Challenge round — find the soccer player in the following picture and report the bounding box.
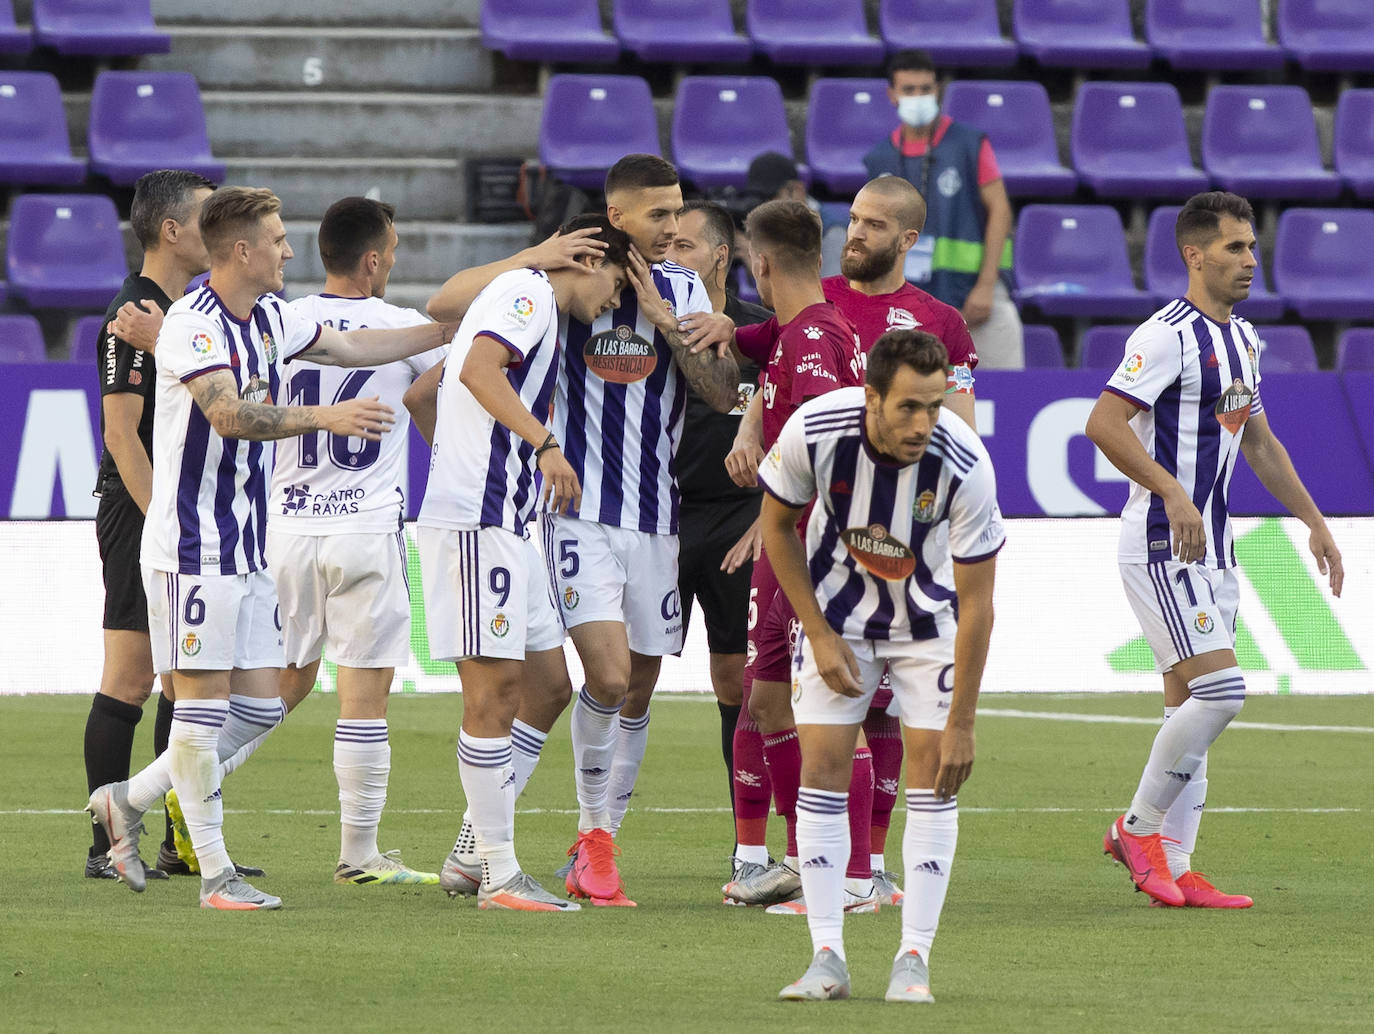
[83,169,215,882]
[1085,191,1344,909]
[712,200,865,910]
[418,214,632,911]
[266,197,446,886]
[427,154,739,905]
[759,330,1002,1002]
[664,200,771,861]
[87,186,456,909]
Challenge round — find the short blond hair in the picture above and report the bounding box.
[200,186,282,259]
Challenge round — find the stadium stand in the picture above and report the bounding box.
[805,78,892,194]
[1013,205,1155,319]
[1021,324,1065,368]
[614,0,752,63]
[1253,325,1319,373]
[1145,0,1285,70]
[1078,325,1136,369]
[0,0,29,53]
[1273,208,1374,320]
[32,0,171,56]
[1336,328,1374,372]
[1012,0,1152,69]
[1333,90,1374,200]
[878,0,1018,67]
[539,74,660,191]
[87,71,225,186]
[481,0,618,63]
[68,314,106,365]
[1276,0,1374,73]
[1202,86,1343,201]
[1071,82,1208,200]
[940,80,1077,197]
[1143,205,1286,321]
[745,0,885,67]
[671,75,798,190]
[0,314,48,363]
[5,194,128,310]
[0,71,87,186]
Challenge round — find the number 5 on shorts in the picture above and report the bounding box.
[558,539,579,579]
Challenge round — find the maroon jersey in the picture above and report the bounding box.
[736,301,864,449]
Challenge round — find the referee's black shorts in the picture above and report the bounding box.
[677,495,759,656]
[96,481,149,633]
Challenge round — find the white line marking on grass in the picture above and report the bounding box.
[979,708,1374,734]
[8,805,1367,817]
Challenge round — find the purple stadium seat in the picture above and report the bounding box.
[878,0,1018,67]
[1336,328,1374,372]
[539,75,659,191]
[1013,0,1152,69]
[1273,208,1374,320]
[1072,83,1209,199]
[806,78,892,194]
[1251,325,1318,373]
[746,0,885,67]
[0,72,87,186]
[69,314,106,364]
[0,315,47,363]
[614,0,752,63]
[1334,90,1374,200]
[672,76,798,191]
[1143,205,1286,321]
[1013,205,1156,318]
[5,194,128,310]
[0,1,30,52]
[88,72,225,187]
[1021,324,1065,368]
[1079,325,1137,369]
[1277,0,1374,73]
[1202,86,1342,201]
[481,0,619,63]
[1146,0,1286,70]
[32,0,169,56]
[941,81,1076,197]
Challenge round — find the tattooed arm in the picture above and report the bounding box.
[186,369,395,442]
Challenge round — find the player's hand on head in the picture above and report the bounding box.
[814,631,863,698]
[721,518,763,573]
[539,446,581,515]
[112,299,165,353]
[324,395,395,441]
[1310,525,1344,597]
[1163,488,1206,565]
[725,434,764,488]
[680,311,735,357]
[529,227,608,272]
[934,725,975,801]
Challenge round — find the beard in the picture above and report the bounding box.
[841,237,901,283]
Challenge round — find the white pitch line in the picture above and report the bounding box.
[979,708,1374,734]
[6,805,1366,817]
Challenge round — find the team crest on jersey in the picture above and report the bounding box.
[262,332,277,364]
[191,332,215,359]
[562,586,580,610]
[1193,612,1214,634]
[181,632,202,657]
[584,325,657,383]
[841,523,917,581]
[490,613,510,637]
[241,375,271,404]
[506,295,536,329]
[885,307,920,331]
[913,489,937,523]
[1215,378,1253,433]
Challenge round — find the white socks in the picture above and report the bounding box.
[1127,668,1244,834]
[335,719,390,865]
[510,719,547,799]
[457,730,518,889]
[1160,705,1207,878]
[900,789,958,961]
[795,787,850,961]
[608,710,650,835]
[570,687,620,832]
[166,700,233,879]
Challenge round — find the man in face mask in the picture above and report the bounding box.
[863,49,1023,370]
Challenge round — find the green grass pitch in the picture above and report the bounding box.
[2,692,1371,1033]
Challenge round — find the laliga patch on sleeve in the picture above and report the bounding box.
[191,332,216,360]
[1117,351,1146,383]
[504,295,536,329]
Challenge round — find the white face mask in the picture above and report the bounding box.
[897,94,939,128]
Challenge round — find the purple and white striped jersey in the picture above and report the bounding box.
[1104,299,1264,569]
[758,386,1005,642]
[141,284,321,576]
[417,268,561,539]
[270,294,444,535]
[555,260,711,535]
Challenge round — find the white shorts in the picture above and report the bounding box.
[266,526,411,669]
[542,512,682,656]
[144,569,284,674]
[417,524,564,662]
[1120,561,1240,672]
[791,632,956,731]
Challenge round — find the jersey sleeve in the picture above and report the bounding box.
[278,300,324,363]
[735,317,779,364]
[471,272,555,363]
[976,137,1001,186]
[680,268,712,318]
[1104,322,1182,411]
[156,311,230,383]
[99,317,153,397]
[938,308,978,370]
[946,446,1006,564]
[757,409,817,509]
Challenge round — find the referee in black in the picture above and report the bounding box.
[83,170,216,879]
[666,200,771,862]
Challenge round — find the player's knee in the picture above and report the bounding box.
[1187,666,1246,719]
